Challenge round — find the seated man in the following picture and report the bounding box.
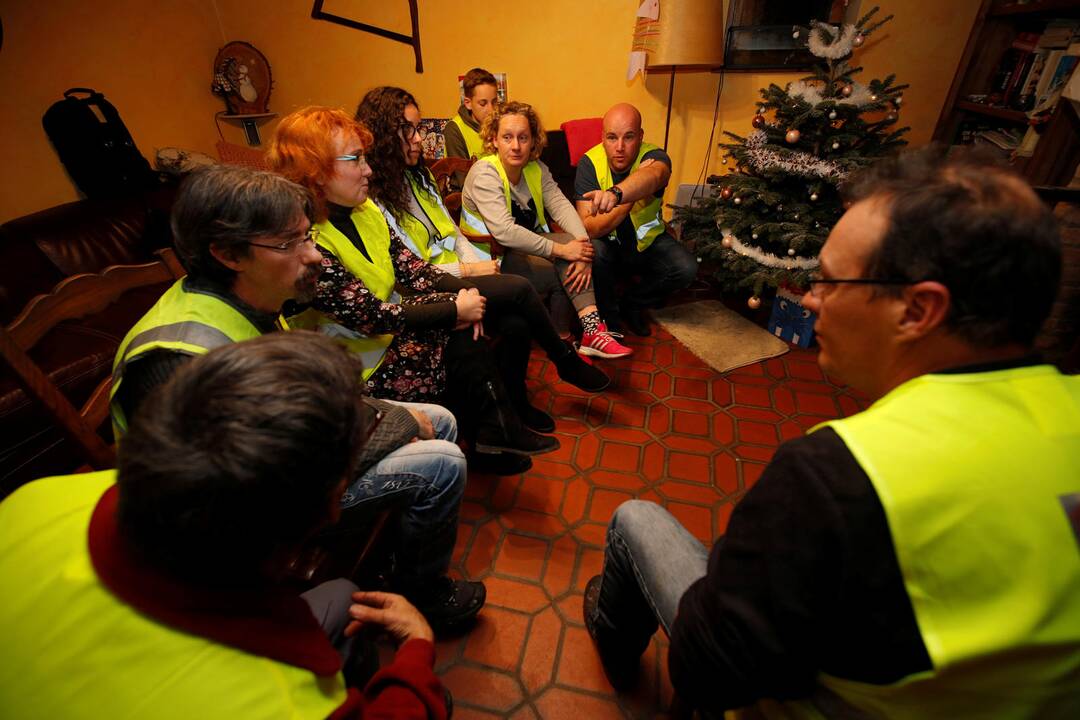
[0,332,449,718]
[111,164,483,631]
[584,147,1080,716]
[444,67,498,190]
[575,103,697,336]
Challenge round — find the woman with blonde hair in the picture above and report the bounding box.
[267,106,565,473]
[460,101,633,359]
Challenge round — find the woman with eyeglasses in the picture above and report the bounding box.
[354,86,610,407]
[267,107,606,473]
[460,101,633,360]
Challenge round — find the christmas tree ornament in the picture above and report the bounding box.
[733,197,742,205]
[788,248,796,256]
[841,84,853,97]
[748,296,762,310]
[721,156,728,164]
[752,114,766,129]
[793,214,800,220]
[853,33,865,47]
[719,187,733,200]
[721,235,733,248]
[828,110,837,120]
[886,112,898,121]
[777,205,783,211]
[785,129,801,144]
[757,106,766,114]
[752,232,759,240]
[870,93,878,101]
[832,141,840,150]
[894,94,903,105]
[810,193,819,201]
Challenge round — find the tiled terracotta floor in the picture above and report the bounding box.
[433,323,867,718]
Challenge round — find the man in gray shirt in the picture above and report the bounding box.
[575,103,698,336]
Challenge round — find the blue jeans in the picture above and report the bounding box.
[587,500,709,660]
[339,401,466,586]
[592,232,699,330]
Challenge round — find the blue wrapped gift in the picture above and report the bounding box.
[768,287,817,348]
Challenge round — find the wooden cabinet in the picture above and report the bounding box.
[933,0,1080,187]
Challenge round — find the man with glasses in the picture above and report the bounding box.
[575,103,698,337]
[583,147,1080,717]
[111,164,484,633]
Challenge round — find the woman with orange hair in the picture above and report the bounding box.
[267,106,573,473]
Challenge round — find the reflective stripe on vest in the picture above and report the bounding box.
[110,279,265,436]
[449,113,483,158]
[758,366,1080,719]
[395,169,462,265]
[583,141,666,252]
[458,155,548,240]
[291,201,397,381]
[0,471,348,719]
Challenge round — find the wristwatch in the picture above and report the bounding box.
[608,185,623,204]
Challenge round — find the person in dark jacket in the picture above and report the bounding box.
[111,164,484,632]
[583,147,1080,717]
[1,332,451,719]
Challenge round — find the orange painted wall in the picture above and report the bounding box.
[2,0,980,223]
[0,0,229,221]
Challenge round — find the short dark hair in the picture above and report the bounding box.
[844,145,1061,348]
[462,68,497,98]
[116,331,366,587]
[171,164,315,285]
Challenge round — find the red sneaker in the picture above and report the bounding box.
[578,323,633,359]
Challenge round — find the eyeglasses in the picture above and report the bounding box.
[335,153,368,165]
[398,123,430,141]
[247,226,320,253]
[806,275,917,298]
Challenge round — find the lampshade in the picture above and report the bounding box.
[647,0,726,70]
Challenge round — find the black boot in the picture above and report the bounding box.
[474,379,560,456]
[468,451,533,476]
[398,575,487,635]
[552,341,611,392]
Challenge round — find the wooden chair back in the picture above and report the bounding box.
[429,157,474,224]
[0,248,183,470]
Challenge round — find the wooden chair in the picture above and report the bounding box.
[429,156,475,224]
[0,249,181,471]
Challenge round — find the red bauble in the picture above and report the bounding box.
[752,115,766,129]
[785,129,801,144]
[719,187,733,200]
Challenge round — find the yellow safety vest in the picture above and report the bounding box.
[110,279,267,436]
[459,155,548,244]
[0,471,348,720]
[289,200,398,381]
[583,141,666,252]
[449,113,483,159]
[396,168,465,265]
[755,365,1080,719]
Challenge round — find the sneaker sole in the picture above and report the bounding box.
[474,437,561,457]
[578,345,633,359]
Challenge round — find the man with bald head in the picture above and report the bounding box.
[574,103,697,336]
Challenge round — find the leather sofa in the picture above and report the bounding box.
[0,185,177,496]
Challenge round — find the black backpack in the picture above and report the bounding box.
[42,88,158,199]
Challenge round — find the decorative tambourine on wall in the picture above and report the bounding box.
[211,41,272,114]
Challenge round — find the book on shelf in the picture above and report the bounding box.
[1032,44,1080,114]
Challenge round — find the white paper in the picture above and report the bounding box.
[627,50,647,81]
[637,0,659,20]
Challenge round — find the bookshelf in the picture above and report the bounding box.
[933,0,1080,186]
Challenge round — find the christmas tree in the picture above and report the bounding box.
[676,7,909,309]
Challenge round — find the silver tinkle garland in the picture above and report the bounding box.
[719,226,821,270]
[744,130,847,182]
